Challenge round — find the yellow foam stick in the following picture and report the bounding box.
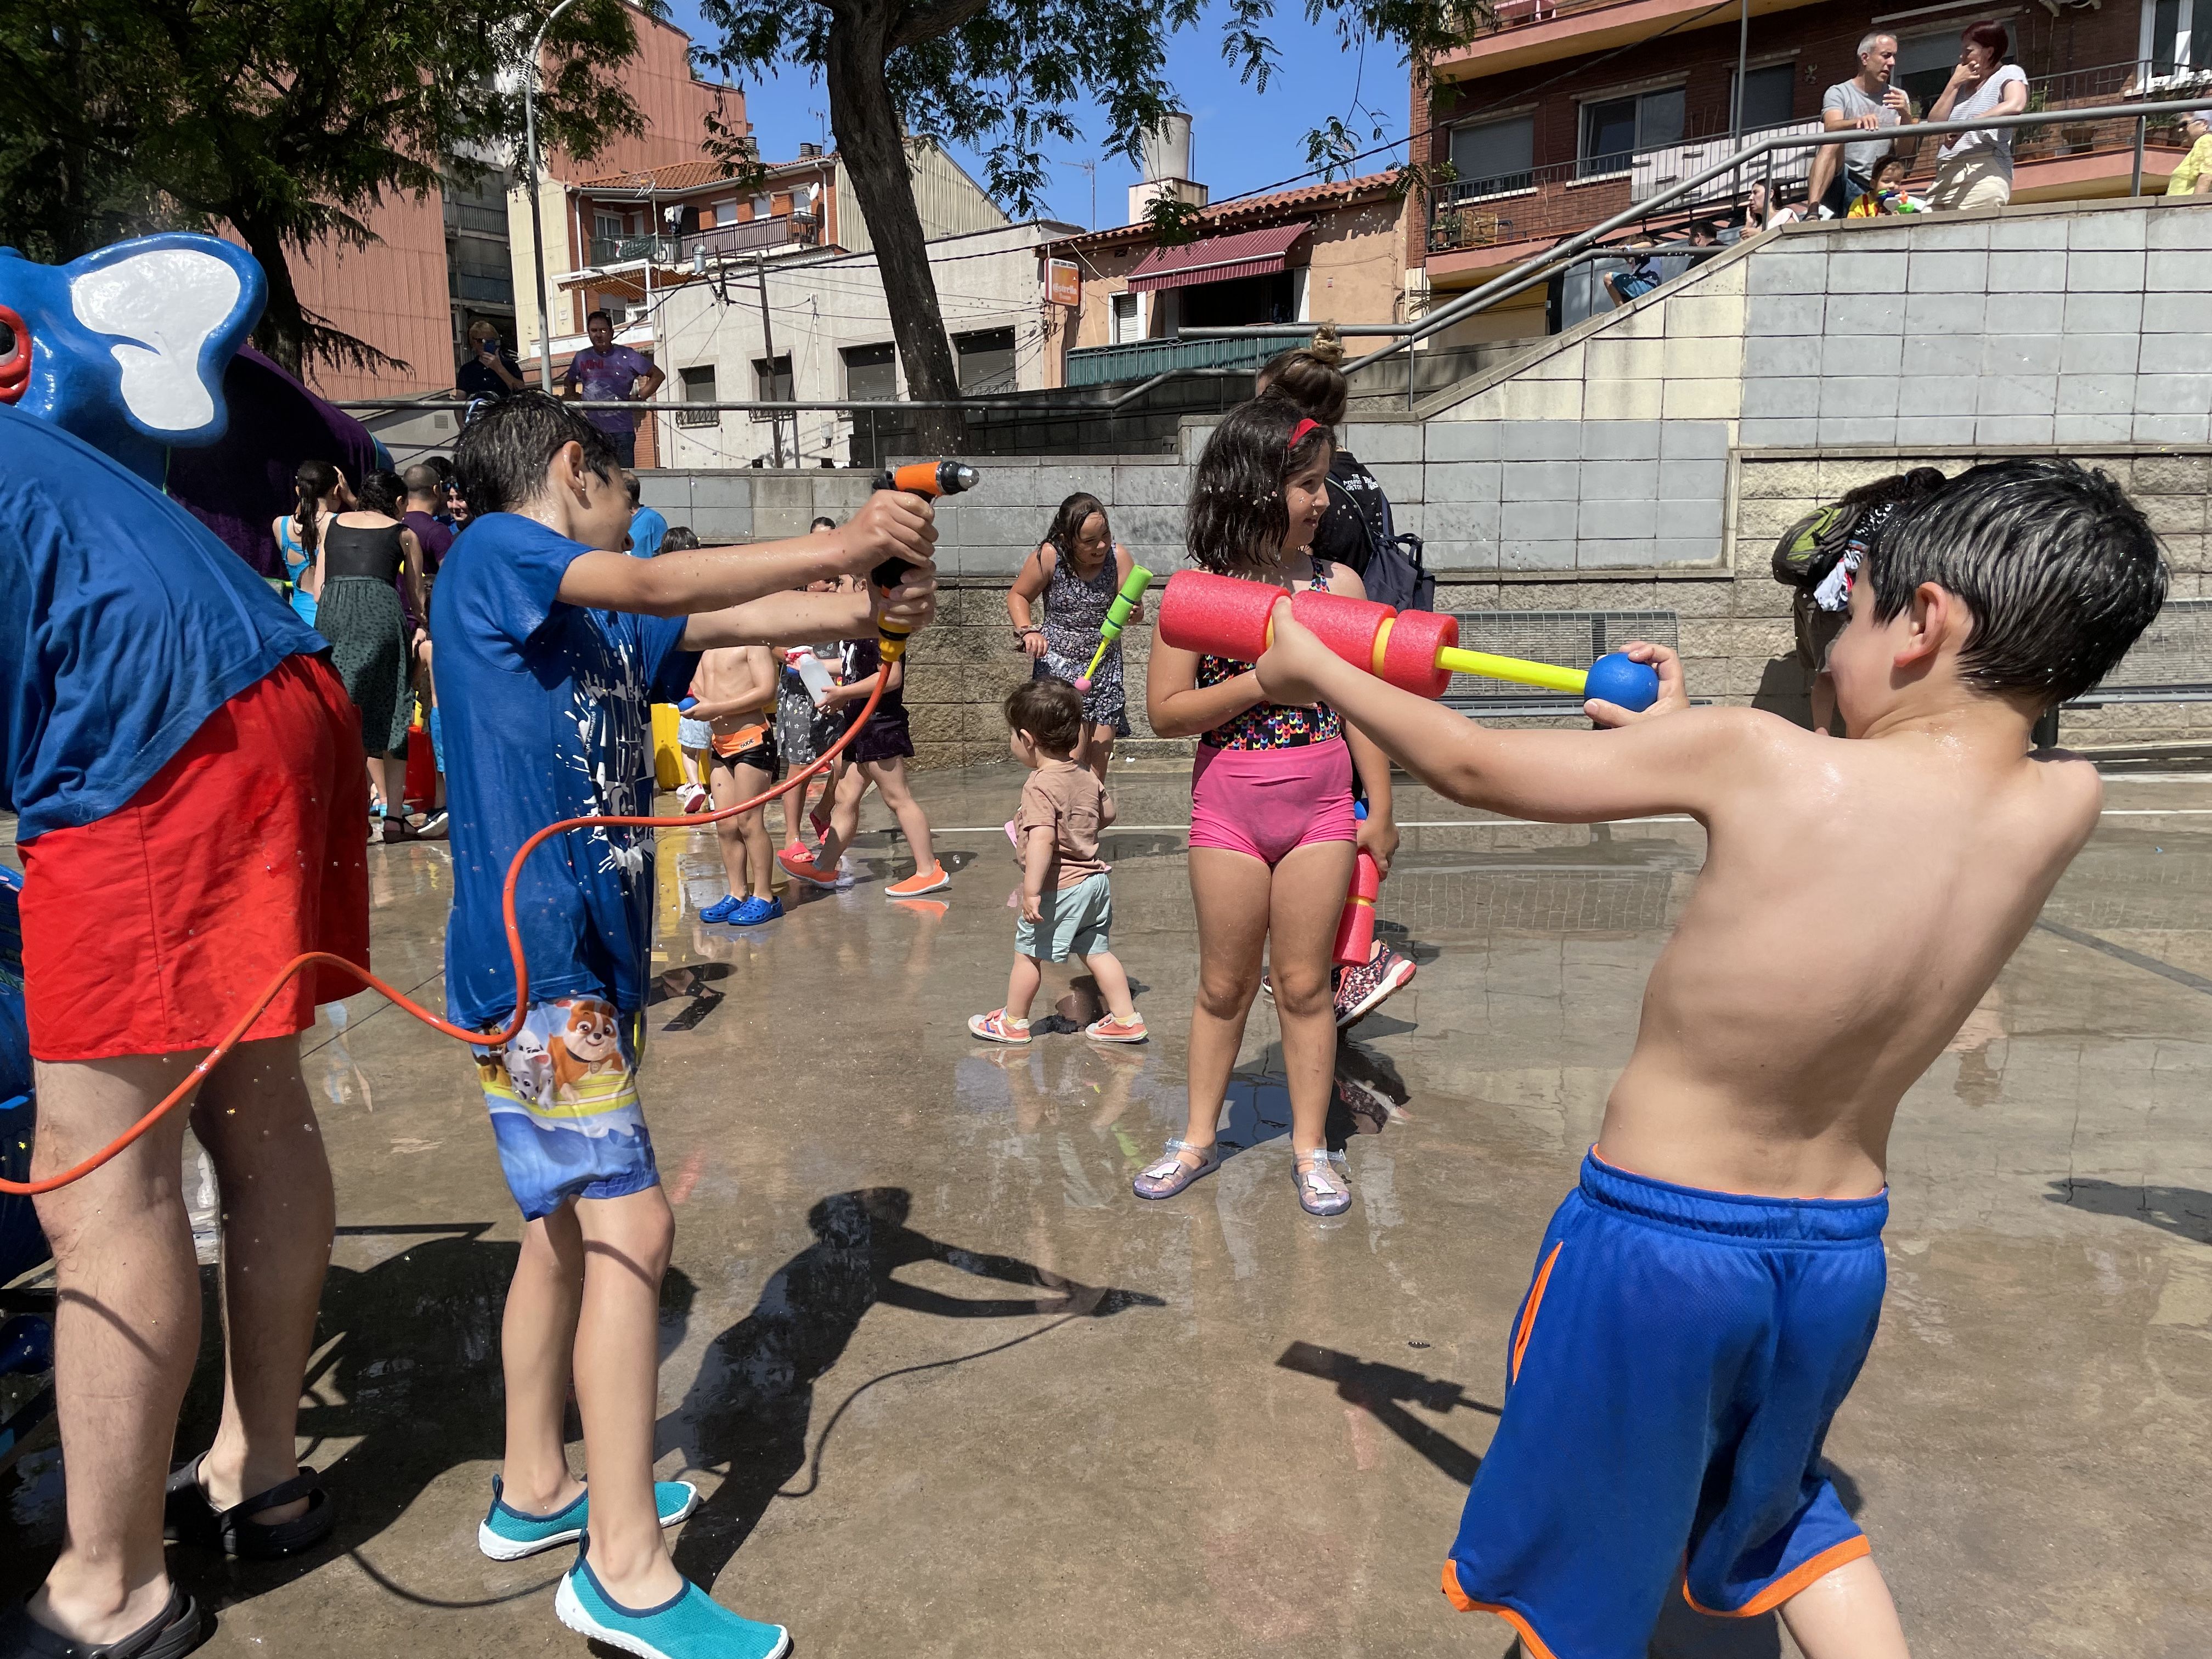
[1434,646,1589,697]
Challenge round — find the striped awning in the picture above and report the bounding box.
[1127,223,1308,294]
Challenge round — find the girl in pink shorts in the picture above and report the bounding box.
[1137,400,1398,1216]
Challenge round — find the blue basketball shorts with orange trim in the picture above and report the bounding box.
[1442,1150,1888,1659]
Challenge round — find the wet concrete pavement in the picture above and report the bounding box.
[7,763,2212,1657]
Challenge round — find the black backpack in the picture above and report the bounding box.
[1326,472,1433,613]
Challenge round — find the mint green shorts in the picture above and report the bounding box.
[1015,870,1112,963]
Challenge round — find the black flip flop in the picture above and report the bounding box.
[0,1586,204,1658]
[162,1454,334,1560]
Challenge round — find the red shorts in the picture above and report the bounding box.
[19,655,372,1061]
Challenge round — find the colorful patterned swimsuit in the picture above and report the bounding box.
[1197,562,1344,750]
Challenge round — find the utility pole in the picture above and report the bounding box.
[755,252,786,467]
[524,0,582,392]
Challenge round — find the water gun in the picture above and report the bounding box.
[1074,566,1154,691]
[1155,569,1660,712]
[869,461,978,665]
[1333,803,1381,968]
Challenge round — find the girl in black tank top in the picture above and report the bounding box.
[315,491,426,834]
[321,521,405,584]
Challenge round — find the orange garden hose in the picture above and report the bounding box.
[1,675,891,1198]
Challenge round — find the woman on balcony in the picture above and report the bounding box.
[1925,22,2030,211]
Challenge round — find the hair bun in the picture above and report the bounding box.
[1307,324,1345,367]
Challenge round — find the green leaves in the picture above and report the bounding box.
[0,0,669,372]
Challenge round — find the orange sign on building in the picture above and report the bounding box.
[1045,258,1081,308]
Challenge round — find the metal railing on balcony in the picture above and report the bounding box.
[1429,61,2209,259]
[587,234,677,267]
[678,214,817,263]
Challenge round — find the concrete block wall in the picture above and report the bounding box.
[637,195,2212,765]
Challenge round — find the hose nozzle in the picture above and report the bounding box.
[870,459,978,664]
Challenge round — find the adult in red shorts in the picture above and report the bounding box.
[2,404,368,1658]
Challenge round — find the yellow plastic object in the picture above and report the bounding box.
[652,702,684,789]
[1434,646,1589,697]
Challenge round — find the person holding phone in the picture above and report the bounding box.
[457,320,524,404]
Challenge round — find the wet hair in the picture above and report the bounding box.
[1866,458,2166,706]
[1773,466,1946,592]
[292,459,340,554]
[1960,20,2008,59]
[661,526,700,552]
[452,390,618,516]
[586,308,613,328]
[356,468,406,518]
[1042,492,1109,562]
[1003,676,1086,754]
[1256,325,1348,428]
[1186,397,1336,575]
[623,468,641,506]
[401,462,442,499]
[810,515,838,532]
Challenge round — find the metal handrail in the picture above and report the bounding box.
[329,372,1256,417]
[1351,93,2212,375]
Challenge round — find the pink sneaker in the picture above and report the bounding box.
[968,1008,1031,1045]
[1085,1012,1148,1044]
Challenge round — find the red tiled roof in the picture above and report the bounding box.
[1048,171,1400,255]
[573,154,832,191]
[1127,223,1309,293]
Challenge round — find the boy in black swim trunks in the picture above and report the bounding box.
[1255,459,2166,1657]
[689,639,785,926]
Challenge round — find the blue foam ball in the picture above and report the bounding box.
[1584,652,1660,713]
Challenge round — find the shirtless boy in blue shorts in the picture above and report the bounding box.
[1254,459,2166,1658]
[436,393,936,1658]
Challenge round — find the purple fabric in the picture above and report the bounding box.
[563,346,654,437]
[165,346,381,579]
[400,510,453,636]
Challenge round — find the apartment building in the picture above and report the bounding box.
[297,3,742,413]
[1407,0,2210,348]
[1041,173,1411,390]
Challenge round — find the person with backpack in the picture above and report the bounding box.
[1770,468,1948,735]
[1255,329,1421,1028]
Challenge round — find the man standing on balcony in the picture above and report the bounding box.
[1808,33,1917,219]
[563,308,665,469]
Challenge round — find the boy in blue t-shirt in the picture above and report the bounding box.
[437,394,936,1658]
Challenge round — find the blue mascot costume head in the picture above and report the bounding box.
[1,233,266,483]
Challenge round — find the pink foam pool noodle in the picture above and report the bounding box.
[1379,608,1459,700]
[1290,588,1393,676]
[1158,570,1289,661]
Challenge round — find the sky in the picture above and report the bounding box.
[658,2,1413,232]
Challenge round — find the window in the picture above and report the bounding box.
[1109,291,1141,345]
[751,194,773,220]
[1578,86,1684,177]
[955,326,1018,394]
[843,342,898,400]
[677,364,718,427]
[751,354,792,422]
[1734,63,1796,132]
[1449,114,1536,198]
[1894,31,1965,112]
[2148,0,2212,76]
[711,198,738,229]
[592,292,628,326]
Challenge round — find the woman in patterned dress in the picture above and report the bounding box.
[1006,492,1142,780]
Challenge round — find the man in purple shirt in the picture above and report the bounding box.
[561,308,665,468]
